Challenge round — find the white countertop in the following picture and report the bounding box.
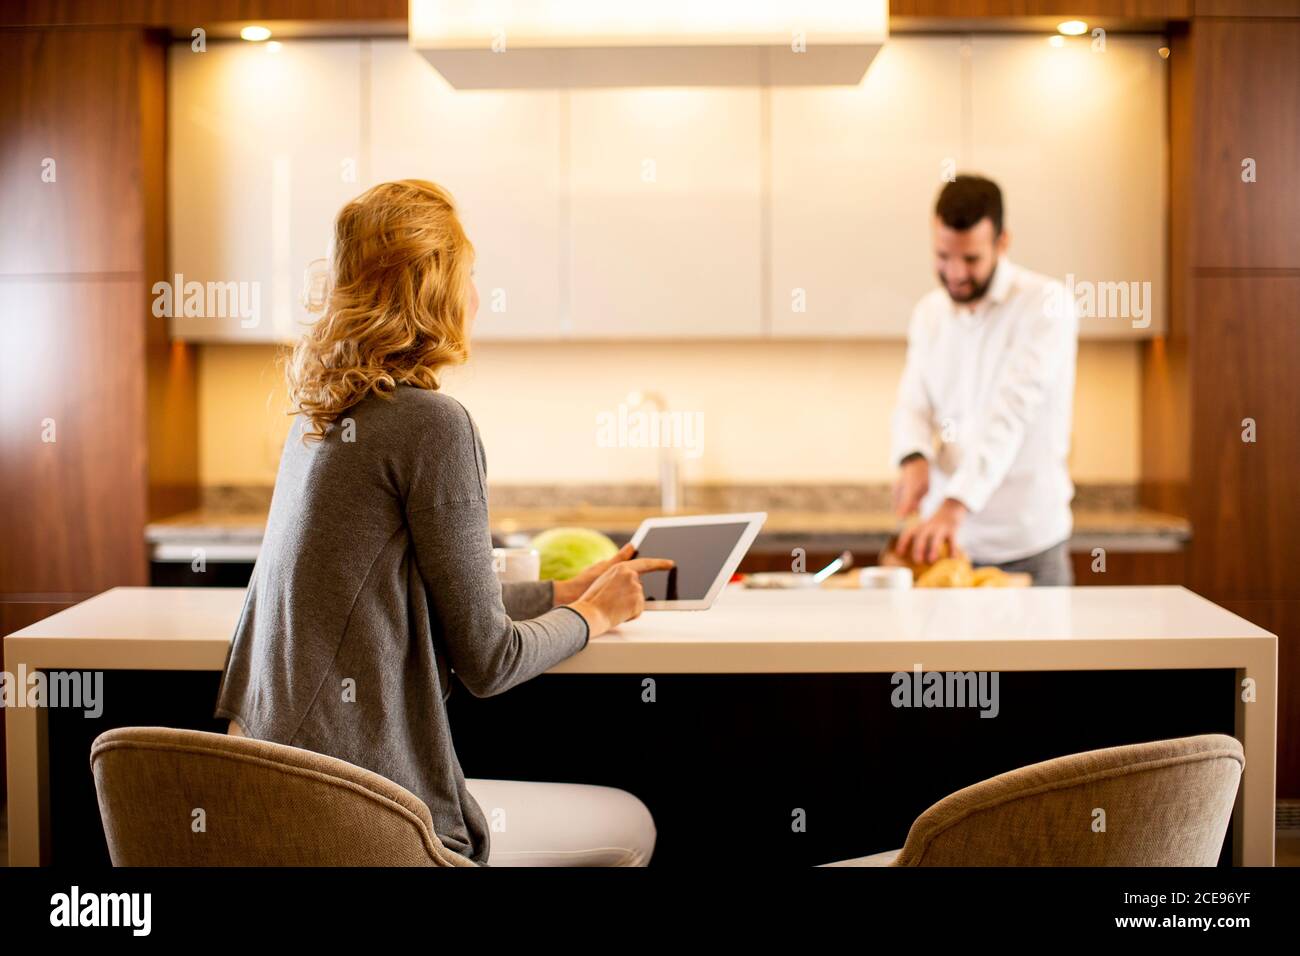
[2,585,1274,674]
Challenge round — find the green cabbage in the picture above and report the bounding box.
[531,527,619,581]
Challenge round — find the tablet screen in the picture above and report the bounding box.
[634,521,752,602]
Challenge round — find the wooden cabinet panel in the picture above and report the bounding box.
[567,88,763,338]
[1070,549,1186,585]
[1187,276,1300,601]
[1,599,86,638]
[367,40,564,340]
[970,34,1168,338]
[168,38,363,341]
[1139,335,1191,517]
[769,38,964,338]
[0,279,149,592]
[0,29,144,276]
[0,1,409,27]
[1193,19,1300,270]
[1194,0,1300,17]
[0,24,187,807]
[891,1,1192,13]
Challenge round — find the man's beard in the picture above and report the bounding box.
[939,260,997,304]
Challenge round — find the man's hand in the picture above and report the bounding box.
[552,543,639,606]
[896,498,969,564]
[893,454,931,518]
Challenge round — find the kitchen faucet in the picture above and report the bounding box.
[627,390,682,514]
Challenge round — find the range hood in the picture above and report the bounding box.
[409,0,888,89]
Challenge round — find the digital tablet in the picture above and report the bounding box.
[629,513,766,610]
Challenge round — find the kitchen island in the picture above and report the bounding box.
[3,585,1275,866]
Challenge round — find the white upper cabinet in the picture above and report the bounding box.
[168,35,1167,342]
[367,40,564,340]
[969,35,1167,338]
[769,38,965,338]
[169,40,362,342]
[771,35,1166,339]
[566,88,763,338]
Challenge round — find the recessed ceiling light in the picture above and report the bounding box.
[1048,35,1065,48]
[1057,20,1088,36]
[240,25,272,42]
[266,40,283,52]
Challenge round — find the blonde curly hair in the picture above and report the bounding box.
[287,179,474,440]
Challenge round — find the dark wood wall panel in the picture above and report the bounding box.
[1192,19,1300,270]
[139,33,201,518]
[1188,277,1300,601]
[891,0,1191,15]
[1188,274,1300,797]
[1071,550,1187,585]
[1195,0,1300,15]
[1174,14,1300,796]
[1139,27,1193,520]
[0,27,195,611]
[1166,24,1195,344]
[0,28,152,602]
[1,1,407,28]
[0,279,150,592]
[1138,337,1190,516]
[0,29,145,276]
[0,598,90,644]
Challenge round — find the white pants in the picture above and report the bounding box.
[465,778,657,867]
[228,720,654,865]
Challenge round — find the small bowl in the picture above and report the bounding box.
[858,566,914,589]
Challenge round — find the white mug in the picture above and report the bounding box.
[492,547,541,583]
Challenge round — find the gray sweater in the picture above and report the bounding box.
[214,385,589,864]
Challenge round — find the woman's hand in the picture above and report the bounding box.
[552,543,638,606]
[566,556,674,638]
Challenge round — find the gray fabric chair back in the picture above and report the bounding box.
[91,726,476,866]
[894,734,1244,866]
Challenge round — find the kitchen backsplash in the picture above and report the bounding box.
[199,339,1142,487]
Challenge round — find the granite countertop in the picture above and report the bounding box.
[146,493,1191,556]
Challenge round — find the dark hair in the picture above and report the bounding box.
[935,175,1004,236]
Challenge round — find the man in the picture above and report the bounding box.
[892,175,1078,585]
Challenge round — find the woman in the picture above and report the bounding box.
[215,179,670,866]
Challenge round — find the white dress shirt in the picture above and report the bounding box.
[890,258,1078,564]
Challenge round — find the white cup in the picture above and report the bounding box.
[492,547,541,583]
[859,566,914,589]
